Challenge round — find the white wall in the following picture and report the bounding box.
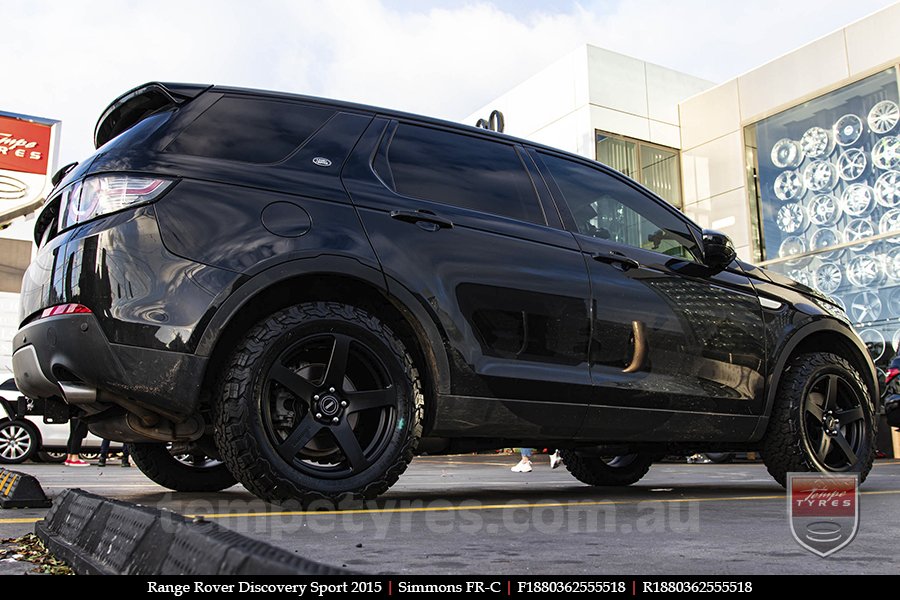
[464,44,712,157]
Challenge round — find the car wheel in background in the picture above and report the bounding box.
[0,420,39,464]
[129,443,237,492]
[560,451,654,486]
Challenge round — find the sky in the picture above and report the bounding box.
[4,0,898,166]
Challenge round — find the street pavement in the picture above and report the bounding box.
[1,455,898,574]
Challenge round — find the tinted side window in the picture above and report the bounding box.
[167,96,334,163]
[540,152,700,260]
[380,124,544,225]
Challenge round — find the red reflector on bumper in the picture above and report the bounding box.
[40,304,92,319]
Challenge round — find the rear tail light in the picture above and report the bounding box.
[39,304,92,319]
[58,174,172,231]
[886,367,900,385]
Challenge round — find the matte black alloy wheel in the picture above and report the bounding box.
[762,352,875,486]
[802,373,865,471]
[216,303,422,505]
[262,332,398,479]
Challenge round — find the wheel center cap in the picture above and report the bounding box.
[318,395,341,417]
[823,415,837,432]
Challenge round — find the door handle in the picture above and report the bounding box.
[592,251,640,270]
[390,210,454,230]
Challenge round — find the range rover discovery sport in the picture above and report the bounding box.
[12,83,878,504]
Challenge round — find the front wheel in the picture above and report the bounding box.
[560,451,653,486]
[215,302,423,506]
[129,443,237,492]
[0,420,39,464]
[762,352,876,486]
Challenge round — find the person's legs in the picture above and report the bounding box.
[65,419,89,466]
[511,448,533,472]
[549,448,563,469]
[121,443,131,467]
[98,439,111,467]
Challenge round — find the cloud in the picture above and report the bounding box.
[3,0,896,164]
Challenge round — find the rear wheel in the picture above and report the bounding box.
[560,451,653,486]
[0,420,38,464]
[215,302,423,506]
[129,443,237,492]
[37,451,66,463]
[762,352,875,486]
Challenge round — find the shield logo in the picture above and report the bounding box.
[788,472,859,557]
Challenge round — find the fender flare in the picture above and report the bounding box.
[754,319,878,440]
[194,254,451,395]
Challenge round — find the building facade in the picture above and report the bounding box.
[466,3,900,382]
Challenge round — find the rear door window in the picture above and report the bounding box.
[167,96,334,164]
[377,123,545,225]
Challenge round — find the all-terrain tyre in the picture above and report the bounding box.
[129,443,237,492]
[560,451,653,486]
[762,352,876,487]
[214,302,423,506]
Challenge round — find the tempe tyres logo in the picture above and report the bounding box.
[788,473,859,557]
[0,111,58,222]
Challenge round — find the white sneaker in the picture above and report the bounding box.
[549,450,562,470]
[511,460,533,473]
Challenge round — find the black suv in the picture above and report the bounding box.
[12,83,878,504]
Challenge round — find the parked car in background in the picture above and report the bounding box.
[0,379,115,463]
[11,82,880,504]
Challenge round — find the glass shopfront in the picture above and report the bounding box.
[747,67,900,369]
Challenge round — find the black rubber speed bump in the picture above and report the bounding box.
[36,489,350,575]
[0,468,52,509]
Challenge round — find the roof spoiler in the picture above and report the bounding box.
[93,82,211,149]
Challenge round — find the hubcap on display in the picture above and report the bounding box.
[859,329,886,362]
[846,255,883,288]
[813,262,842,295]
[843,218,876,251]
[850,291,882,323]
[803,374,865,471]
[775,202,807,233]
[262,332,399,479]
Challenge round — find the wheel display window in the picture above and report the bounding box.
[750,67,900,365]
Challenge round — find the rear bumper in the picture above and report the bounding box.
[12,312,207,419]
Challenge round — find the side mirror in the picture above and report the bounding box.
[701,229,736,270]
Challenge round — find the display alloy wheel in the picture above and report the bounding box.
[215,302,423,505]
[800,126,834,159]
[775,202,807,234]
[843,218,876,251]
[841,184,875,216]
[872,136,900,171]
[868,100,900,134]
[129,443,237,492]
[846,255,883,288]
[803,160,838,192]
[0,420,38,464]
[836,148,867,181]
[762,353,875,486]
[560,451,653,486]
[833,114,864,147]
[849,291,882,323]
[813,262,842,295]
[807,194,842,227]
[875,170,900,208]
[774,170,803,201]
[771,138,804,168]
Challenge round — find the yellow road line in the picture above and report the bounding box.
[191,488,900,520]
[2,488,898,525]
